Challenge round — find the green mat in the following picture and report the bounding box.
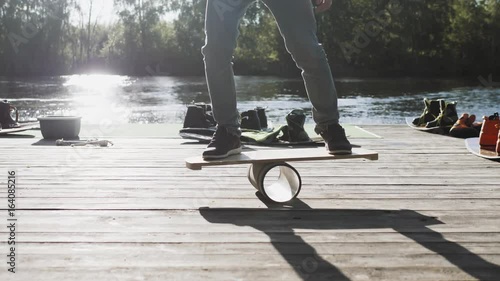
[0,123,380,139]
[303,124,380,140]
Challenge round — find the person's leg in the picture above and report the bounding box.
[202,0,255,159]
[262,0,351,154]
[202,0,255,136]
[262,0,337,129]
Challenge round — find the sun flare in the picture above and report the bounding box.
[63,74,129,90]
[62,74,131,124]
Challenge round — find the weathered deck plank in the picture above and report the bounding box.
[1,125,500,280]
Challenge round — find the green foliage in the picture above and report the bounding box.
[0,0,499,76]
[169,0,206,75]
[234,2,281,74]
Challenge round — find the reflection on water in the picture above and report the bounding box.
[0,75,498,125]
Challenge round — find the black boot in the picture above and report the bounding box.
[255,107,268,129]
[194,103,216,125]
[413,98,441,126]
[426,100,458,128]
[0,100,20,129]
[441,101,459,126]
[183,103,216,128]
[241,109,262,131]
[285,109,311,142]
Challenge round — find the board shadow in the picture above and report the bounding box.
[199,197,500,280]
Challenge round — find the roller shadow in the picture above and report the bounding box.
[199,195,500,280]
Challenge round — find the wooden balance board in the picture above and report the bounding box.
[465,137,500,161]
[186,147,378,203]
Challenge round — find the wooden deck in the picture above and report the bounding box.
[1,125,500,280]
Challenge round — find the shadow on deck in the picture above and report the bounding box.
[200,194,500,281]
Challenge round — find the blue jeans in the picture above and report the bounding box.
[202,0,340,136]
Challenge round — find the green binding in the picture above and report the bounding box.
[426,100,458,128]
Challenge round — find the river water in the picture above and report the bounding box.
[1,75,499,125]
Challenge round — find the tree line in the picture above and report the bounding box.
[0,0,499,78]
